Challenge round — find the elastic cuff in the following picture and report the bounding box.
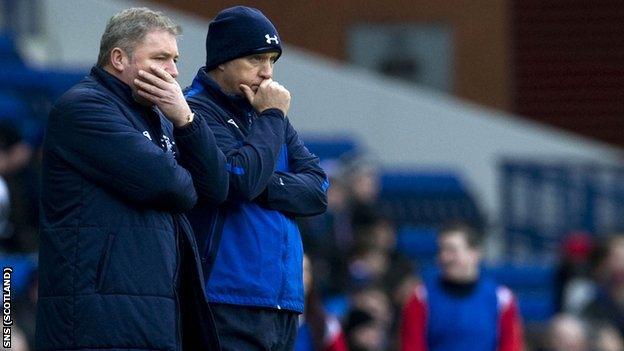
[173,117,201,137]
[260,108,285,119]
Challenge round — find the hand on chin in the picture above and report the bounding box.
[132,90,154,107]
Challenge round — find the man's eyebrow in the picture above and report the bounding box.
[153,51,179,58]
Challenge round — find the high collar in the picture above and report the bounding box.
[439,276,479,297]
[90,65,153,114]
[192,67,255,115]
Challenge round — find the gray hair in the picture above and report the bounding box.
[97,7,181,67]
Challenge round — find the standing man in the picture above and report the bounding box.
[185,6,328,350]
[36,8,227,350]
[400,224,524,351]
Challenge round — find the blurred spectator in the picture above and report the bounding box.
[343,157,381,228]
[344,309,384,351]
[0,121,38,252]
[555,231,595,314]
[592,322,624,351]
[352,216,416,300]
[399,223,523,351]
[7,324,30,351]
[302,175,353,257]
[295,255,349,351]
[299,174,353,294]
[344,285,392,351]
[540,313,588,351]
[12,270,37,348]
[582,234,624,337]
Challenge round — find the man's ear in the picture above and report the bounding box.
[110,47,127,72]
[217,63,225,71]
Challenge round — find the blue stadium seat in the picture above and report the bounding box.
[378,170,483,228]
[0,32,23,66]
[300,135,358,161]
[396,226,439,268]
[0,254,37,297]
[0,91,30,119]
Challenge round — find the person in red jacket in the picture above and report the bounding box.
[400,223,524,351]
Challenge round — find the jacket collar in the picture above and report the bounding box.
[90,65,155,114]
[190,67,255,118]
[90,65,166,147]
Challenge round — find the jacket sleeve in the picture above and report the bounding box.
[48,90,197,212]
[189,103,285,202]
[324,316,349,351]
[258,119,328,216]
[173,117,229,205]
[400,286,428,351]
[497,287,524,351]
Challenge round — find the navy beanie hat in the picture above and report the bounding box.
[205,6,282,70]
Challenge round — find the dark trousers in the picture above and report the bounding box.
[210,303,299,351]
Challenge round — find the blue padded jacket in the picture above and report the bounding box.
[185,68,328,313]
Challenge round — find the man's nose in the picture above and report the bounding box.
[165,60,179,79]
[259,61,272,79]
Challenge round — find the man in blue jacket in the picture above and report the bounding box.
[36,8,227,350]
[185,6,329,350]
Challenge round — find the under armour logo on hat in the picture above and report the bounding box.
[265,34,279,44]
[205,6,283,70]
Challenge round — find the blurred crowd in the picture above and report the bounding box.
[2,116,624,350]
[295,155,624,351]
[0,116,41,351]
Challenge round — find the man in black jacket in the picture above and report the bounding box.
[36,7,227,350]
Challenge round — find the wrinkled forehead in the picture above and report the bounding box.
[135,30,179,54]
[439,231,468,247]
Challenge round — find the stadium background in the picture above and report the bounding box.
[2,0,624,350]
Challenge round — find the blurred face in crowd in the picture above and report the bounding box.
[106,30,180,105]
[350,166,379,203]
[328,179,348,212]
[349,323,385,351]
[303,254,312,296]
[606,236,624,281]
[547,314,588,351]
[214,51,279,95]
[438,231,481,283]
[594,324,624,351]
[351,287,392,326]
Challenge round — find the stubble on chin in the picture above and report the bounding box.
[132,89,154,107]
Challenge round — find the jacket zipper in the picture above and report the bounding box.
[276,215,289,310]
[172,215,182,348]
[202,208,223,282]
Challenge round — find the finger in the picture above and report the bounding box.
[137,70,170,90]
[149,65,175,83]
[134,78,166,98]
[135,88,160,104]
[239,84,254,102]
[259,79,273,89]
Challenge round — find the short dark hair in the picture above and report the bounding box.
[438,222,482,249]
[97,7,181,67]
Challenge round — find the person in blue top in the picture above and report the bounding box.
[400,223,524,351]
[36,7,227,350]
[185,6,329,350]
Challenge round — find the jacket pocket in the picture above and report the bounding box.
[95,233,115,292]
